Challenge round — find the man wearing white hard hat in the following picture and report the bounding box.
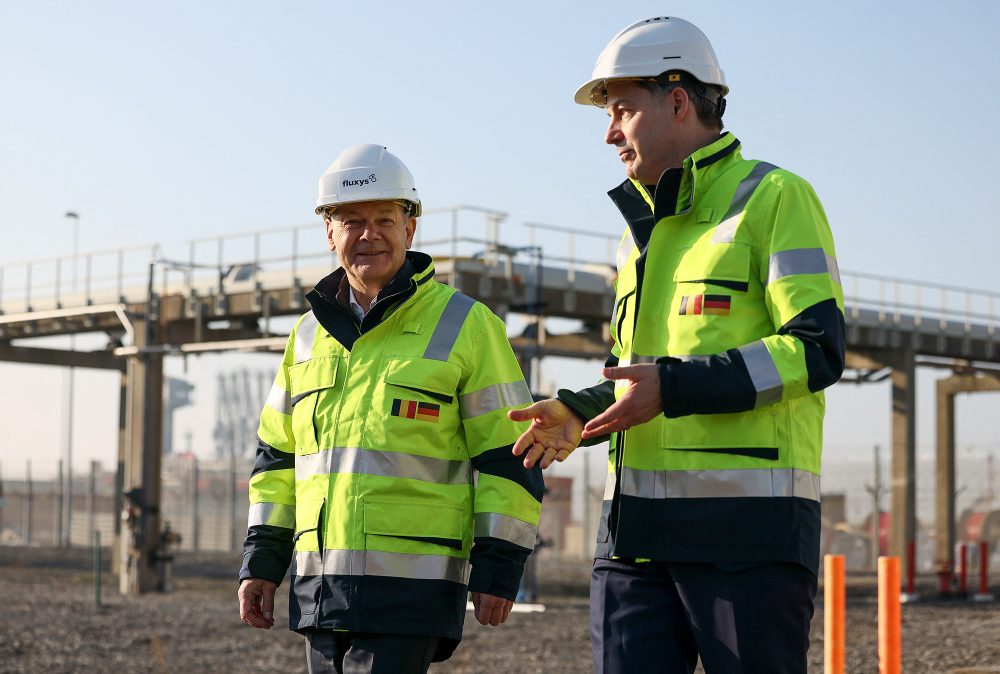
[237,144,543,673]
[511,17,845,673]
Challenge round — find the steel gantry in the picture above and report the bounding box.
[1,207,998,592]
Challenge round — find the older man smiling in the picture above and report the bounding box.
[238,145,543,674]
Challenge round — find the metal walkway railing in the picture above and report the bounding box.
[2,206,997,343]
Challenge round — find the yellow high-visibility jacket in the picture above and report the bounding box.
[240,253,542,659]
[560,133,845,574]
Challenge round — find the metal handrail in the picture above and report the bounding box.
[843,268,1000,301]
[0,244,159,314]
[0,243,159,268]
[1,208,997,340]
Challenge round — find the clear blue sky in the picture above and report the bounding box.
[2,1,999,514]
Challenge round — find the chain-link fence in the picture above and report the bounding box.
[3,455,996,578]
[0,455,598,558]
[0,455,256,552]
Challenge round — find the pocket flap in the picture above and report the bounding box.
[363,500,464,541]
[289,357,340,398]
[293,499,323,549]
[674,243,751,284]
[384,358,461,397]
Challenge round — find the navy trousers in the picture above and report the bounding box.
[304,630,440,674]
[591,558,816,674]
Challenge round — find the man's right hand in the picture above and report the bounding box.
[238,578,277,629]
[508,399,583,469]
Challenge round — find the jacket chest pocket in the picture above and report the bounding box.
[369,357,462,451]
[674,242,752,290]
[671,242,752,320]
[289,357,342,456]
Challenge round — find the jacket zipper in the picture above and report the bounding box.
[361,281,417,331]
[609,289,635,550]
[615,290,634,355]
[317,498,326,556]
[316,498,326,615]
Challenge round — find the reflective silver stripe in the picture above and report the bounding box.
[293,549,470,584]
[293,549,349,576]
[766,248,841,286]
[619,354,657,367]
[364,549,470,583]
[826,253,841,285]
[620,466,820,501]
[474,512,537,549]
[603,470,617,500]
[424,293,475,361]
[616,230,636,273]
[460,380,532,419]
[247,502,295,529]
[295,446,471,485]
[738,340,783,407]
[265,382,292,415]
[294,312,320,363]
[712,162,778,243]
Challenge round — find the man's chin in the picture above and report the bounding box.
[349,259,392,282]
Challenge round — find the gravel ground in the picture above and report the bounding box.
[1,547,998,673]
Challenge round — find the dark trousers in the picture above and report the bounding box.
[304,629,440,674]
[591,558,816,674]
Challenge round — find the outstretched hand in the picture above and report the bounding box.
[508,399,583,468]
[581,364,662,439]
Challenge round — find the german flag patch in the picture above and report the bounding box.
[679,294,731,316]
[390,398,441,423]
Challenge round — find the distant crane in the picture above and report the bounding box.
[163,378,195,455]
[213,369,269,461]
[213,369,271,549]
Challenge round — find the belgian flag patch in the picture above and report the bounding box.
[390,398,441,422]
[679,294,731,316]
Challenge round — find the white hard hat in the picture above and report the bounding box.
[315,144,422,217]
[574,16,728,106]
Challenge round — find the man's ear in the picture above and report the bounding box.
[405,216,417,249]
[325,218,336,252]
[671,87,692,121]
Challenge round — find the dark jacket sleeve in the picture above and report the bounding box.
[658,299,845,416]
[556,353,618,446]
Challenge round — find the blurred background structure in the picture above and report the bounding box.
[2,1,1000,600]
[1,210,998,595]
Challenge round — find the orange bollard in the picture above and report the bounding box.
[878,556,902,674]
[824,554,845,674]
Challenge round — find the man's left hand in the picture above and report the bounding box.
[581,364,662,439]
[470,592,513,626]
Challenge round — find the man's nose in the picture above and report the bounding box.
[605,120,623,146]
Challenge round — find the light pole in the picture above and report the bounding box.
[63,210,80,547]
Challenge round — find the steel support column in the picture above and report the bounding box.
[889,347,917,584]
[934,372,1000,594]
[120,318,164,594]
[112,370,127,576]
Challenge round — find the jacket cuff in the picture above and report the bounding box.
[239,553,287,586]
[657,357,691,418]
[556,383,614,447]
[468,565,522,600]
